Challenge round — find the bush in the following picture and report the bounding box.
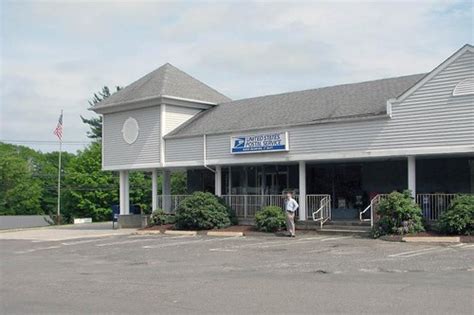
[175,192,231,230]
[149,209,175,226]
[217,196,238,226]
[437,195,474,235]
[371,191,424,238]
[255,206,286,232]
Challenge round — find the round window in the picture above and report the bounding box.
[121,117,139,144]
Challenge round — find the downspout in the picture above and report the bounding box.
[203,134,216,173]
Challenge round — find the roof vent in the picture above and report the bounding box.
[452,78,474,96]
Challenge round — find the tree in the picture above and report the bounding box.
[81,86,121,140]
[63,142,117,222]
[0,155,43,215]
[39,151,75,216]
[0,142,74,216]
[63,142,153,222]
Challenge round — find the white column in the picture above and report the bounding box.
[119,170,130,215]
[298,161,307,221]
[215,165,222,196]
[152,169,158,212]
[408,156,416,198]
[228,167,232,195]
[162,170,171,213]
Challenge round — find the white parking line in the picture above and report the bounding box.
[143,236,237,249]
[14,245,62,254]
[401,247,451,258]
[96,235,194,247]
[257,237,329,248]
[62,238,113,246]
[389,243,474,258]
[320,236,351,242]
[388,247,439,258]
[209,236,327,251]
[96,238,162,247]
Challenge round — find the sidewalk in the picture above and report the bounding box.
[0,222,136,241]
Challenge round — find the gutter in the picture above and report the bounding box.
[203,134,215,173]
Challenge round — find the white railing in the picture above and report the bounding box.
[311,195,331,228]
[416,194,459,221]
[359,194,388,227]
[156,195,192,213]
[306,195,332,220]
[221,195,299,218]
[157,194,332,221]
[359,193,467,226]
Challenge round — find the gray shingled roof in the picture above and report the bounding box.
[93,63,231,109]
[165,73,426,138]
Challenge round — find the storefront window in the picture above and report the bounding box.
[224,164,298,195]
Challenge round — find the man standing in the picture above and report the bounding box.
[284,191,299,237]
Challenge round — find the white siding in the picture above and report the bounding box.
[164,105,201,135]
[165,136,204,164]
[165,51,474,166]
[103,106,160,169]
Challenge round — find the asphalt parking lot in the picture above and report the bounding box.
[1,225,473,314]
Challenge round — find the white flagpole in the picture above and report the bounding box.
[57,110,63,225]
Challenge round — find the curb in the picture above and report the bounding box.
[164,230,197,236]
[402,236,460,243]
[207,231,244,237]
[133,230,161,235]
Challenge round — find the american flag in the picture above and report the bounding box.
[53,111,63,140]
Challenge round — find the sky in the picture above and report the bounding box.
[0,0,472,153]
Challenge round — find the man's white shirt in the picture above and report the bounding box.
[284,198,299,212]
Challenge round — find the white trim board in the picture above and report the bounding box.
[160,104,166,167]
[92,96,214,114]
[163,145,474,168]
[395,44,474,103]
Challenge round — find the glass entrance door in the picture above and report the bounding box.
[257,166,289,195]
[308,163,366,220]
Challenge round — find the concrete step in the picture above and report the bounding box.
[297,220,371,236]
[315,228,370,236]
[325,220,371,227]
[297,220,370,229]
[323,225,370,231]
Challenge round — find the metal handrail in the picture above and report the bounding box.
[359,194,389,227]
[312,197,326,221]
[312,196,331,228]
[359,203,372,222]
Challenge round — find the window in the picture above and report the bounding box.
[452,78,474,96]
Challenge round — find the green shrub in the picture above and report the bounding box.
[149,209,175,226]
[255,206,286,232]
[217,196,238,226]
[371,190,424,238]
[437,195,474,235]
[175,192,231,230]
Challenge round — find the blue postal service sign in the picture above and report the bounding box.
[231,132,289,154]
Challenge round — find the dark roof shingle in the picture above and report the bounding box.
[166,73,425,138]
[93,63,231,109]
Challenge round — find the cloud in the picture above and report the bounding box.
[0,0,472,152]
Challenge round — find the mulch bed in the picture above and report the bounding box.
[139,224,175,232]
